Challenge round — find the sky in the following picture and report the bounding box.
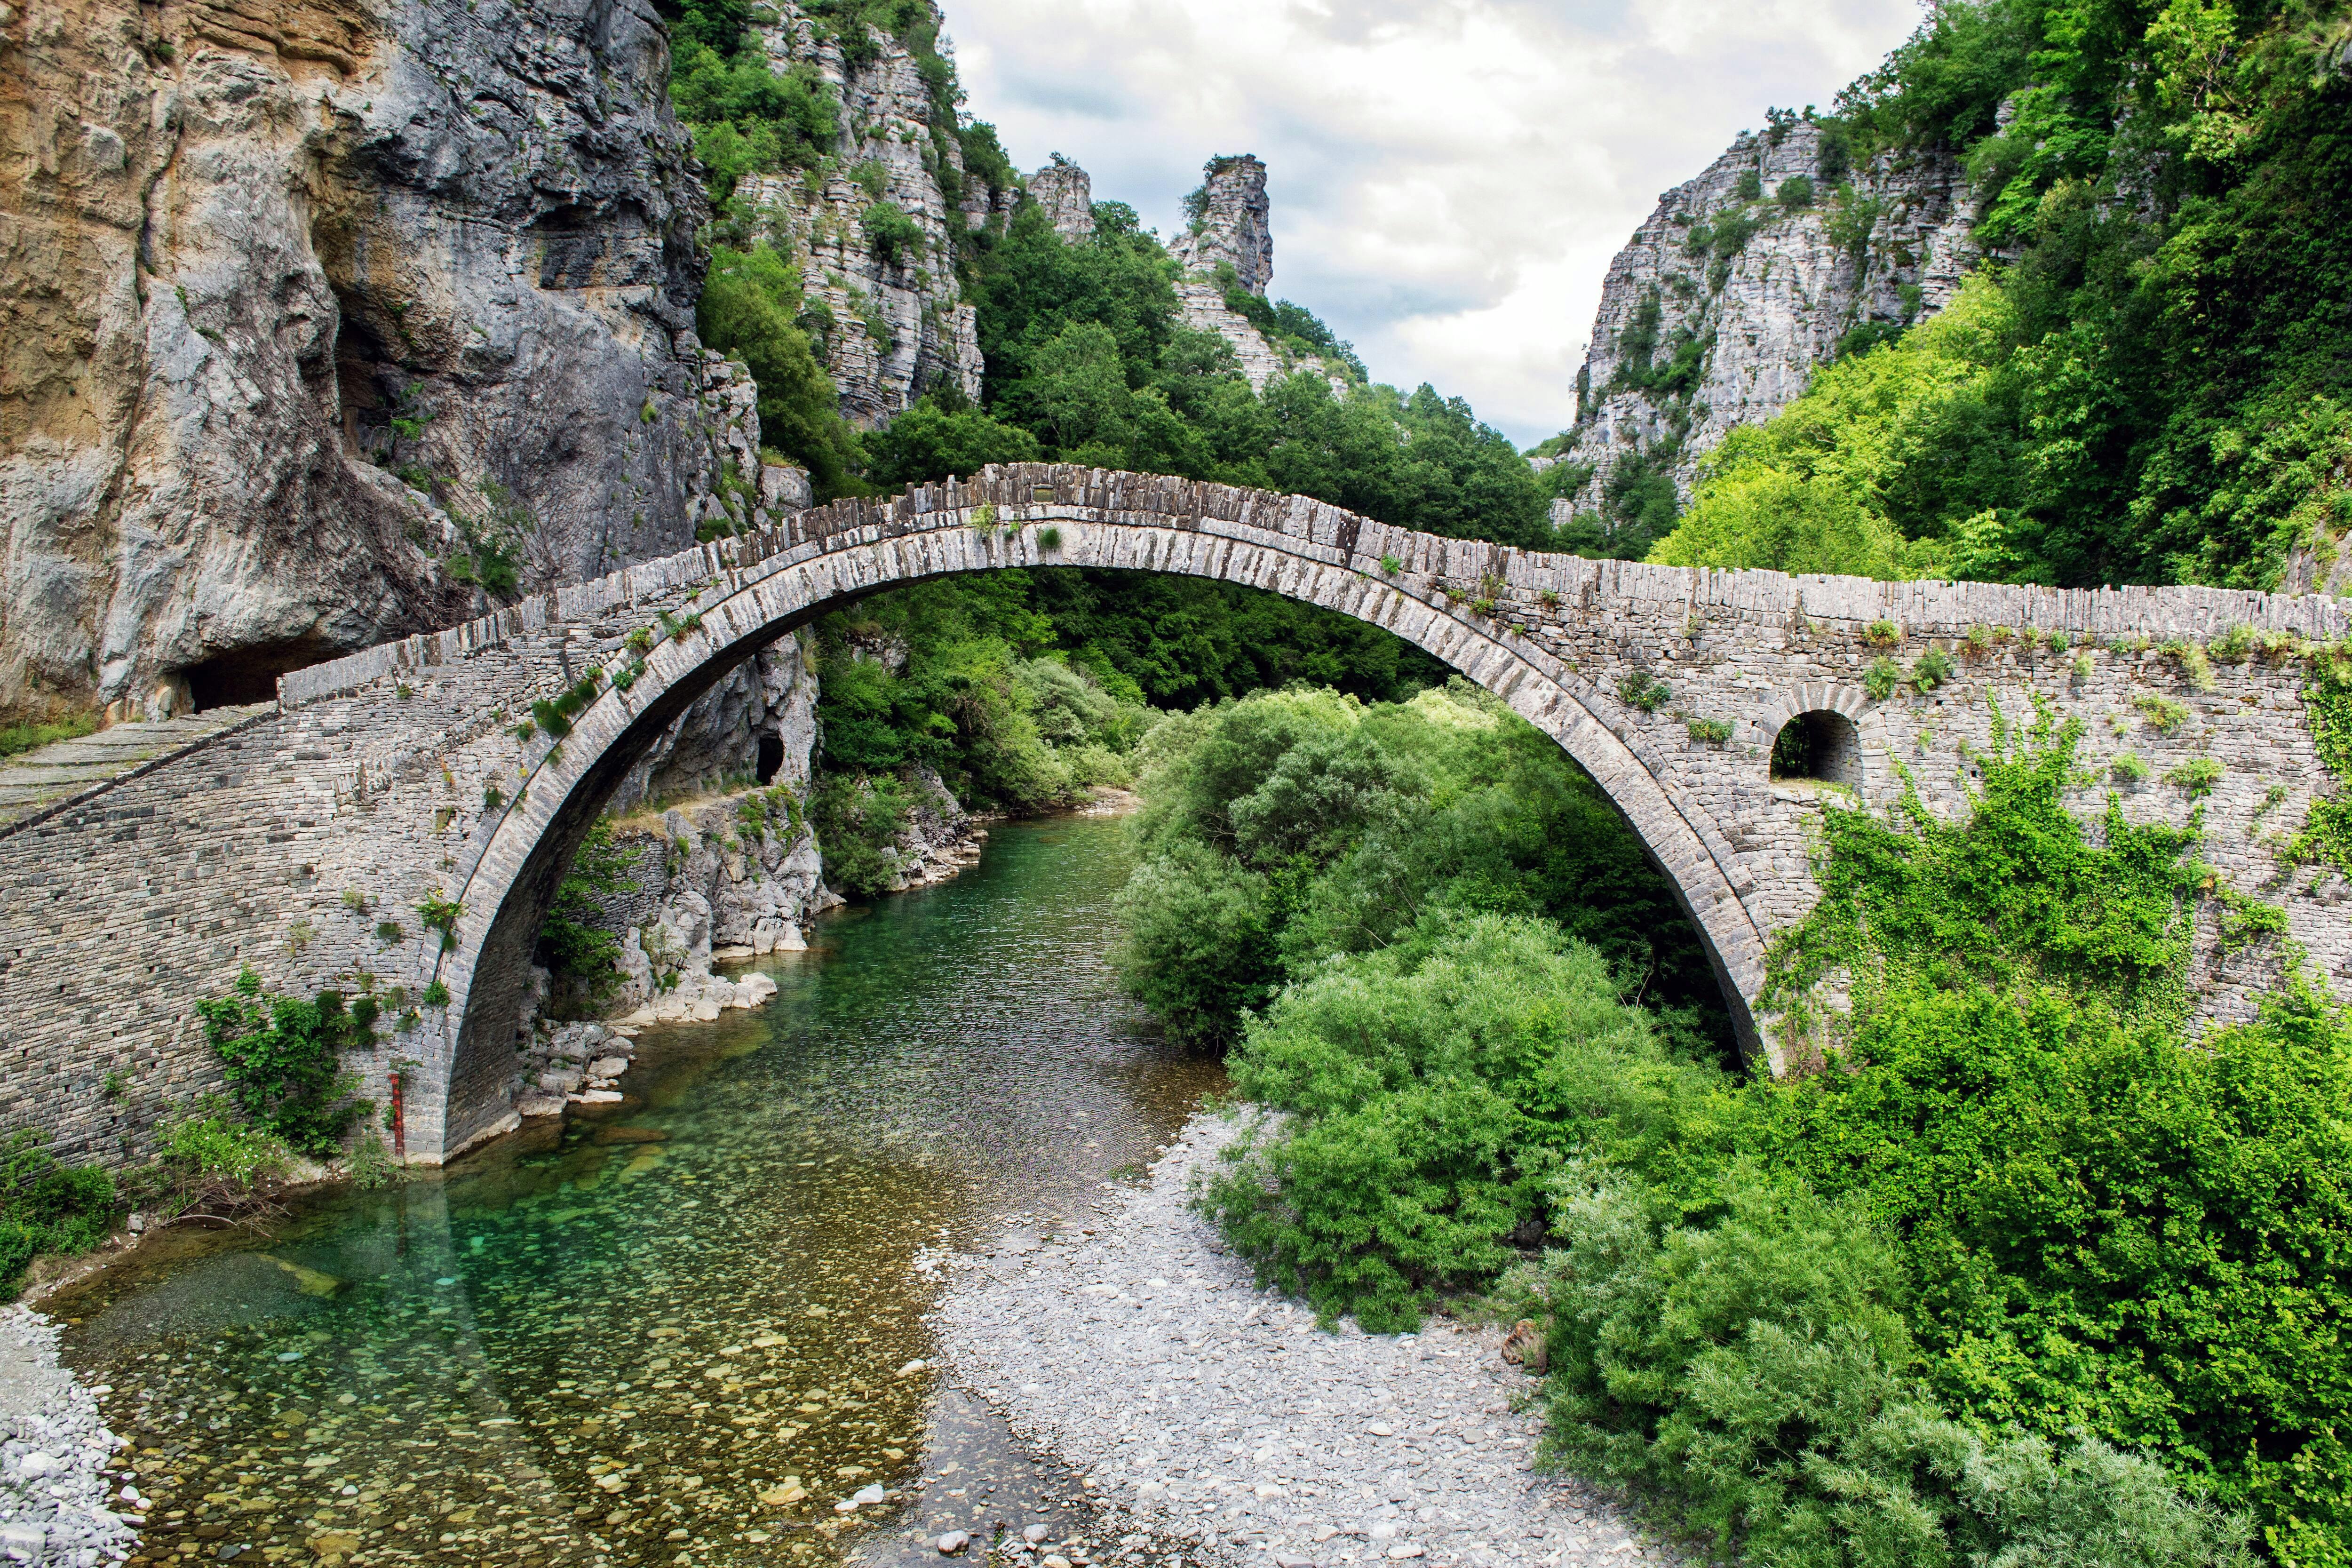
[946,0,1930,449]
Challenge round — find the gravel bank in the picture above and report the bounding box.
[932,1117,1675,1568]
[0,1307,135,1566]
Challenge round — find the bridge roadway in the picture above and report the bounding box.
[4,464,2346,1163]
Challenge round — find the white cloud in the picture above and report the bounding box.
[947,0,1927,446]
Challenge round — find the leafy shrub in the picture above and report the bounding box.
[2161,638,2219,692]
[1863,619,1902,646]
[1200,916,1692,1329]
[2136,693,2194,736]
[1615,669,1672,712]
[2112,751,2151,782]
[539,821,641,1007]
[809,772,915,898]
[1864,655,1902,700]
[861,199,925,269]
[1774,173,1815,209]
[196,971,373,1155]
[0,1131,115,1293]
[2168,756,2225,795]
[147,1103,294,1218]
[1111,841,1279,1051]
[1687,717,1733,746]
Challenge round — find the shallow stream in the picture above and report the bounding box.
[54,814,1221,1568]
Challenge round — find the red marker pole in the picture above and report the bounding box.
[389,1071,406,1162]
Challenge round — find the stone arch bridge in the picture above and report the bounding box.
[5,465,2348,1164]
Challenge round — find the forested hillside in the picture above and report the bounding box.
[656,0,1553,846]
[1651,0,2352,589]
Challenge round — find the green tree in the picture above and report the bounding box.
[697,246,863,498]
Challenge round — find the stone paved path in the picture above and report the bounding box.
[933,1117,1677,1568]
[0,708,269,828]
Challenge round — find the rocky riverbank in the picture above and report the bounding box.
[931,1118,1676,1568]
[0,1308,135,1566]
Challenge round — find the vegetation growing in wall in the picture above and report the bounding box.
[196,971,374,1156]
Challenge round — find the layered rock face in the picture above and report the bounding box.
[586,635,832,1019]
[1550,121,1976,529]
[733,1,1013,428]
[1161,154,1346,394]
[1029,154,1094,241]
[0,0,757,720]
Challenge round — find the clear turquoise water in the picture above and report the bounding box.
[56,814,1222,1568]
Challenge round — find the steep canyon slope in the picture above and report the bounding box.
[0,0,777,721]
[1547,119,1976,548]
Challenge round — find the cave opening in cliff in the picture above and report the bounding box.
[755,733,785,784]
[180,637,335,711]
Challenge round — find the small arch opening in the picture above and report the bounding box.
[1770,708,1862,791]
[755,732,785,785]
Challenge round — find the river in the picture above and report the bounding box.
[53,814,1224,1568]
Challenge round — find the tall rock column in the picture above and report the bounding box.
[1029,154,1095,241]
[1169,153,1271,292]
[1160,153,1344,394]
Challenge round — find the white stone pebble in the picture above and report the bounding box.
[0,1306,136,1566]
[934,1116,1677,1568]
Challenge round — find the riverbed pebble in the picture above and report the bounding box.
[0,1307,134,1566]
[934,1116,1677,1568]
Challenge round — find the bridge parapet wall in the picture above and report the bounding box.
[4,465,2346,1165]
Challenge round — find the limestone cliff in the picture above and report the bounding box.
[731,0,1014,428]
[1162,153,1349,395]
[1549,120,1977,533]
[1029,153,1094,242]
[0,0,763,721]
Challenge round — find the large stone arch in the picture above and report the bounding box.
[414,475,1770,1157]
[26,465,2338,1168]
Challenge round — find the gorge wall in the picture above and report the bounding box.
[731,0,1014,428]
[1549,120,1977,535]
[0,0,775,723]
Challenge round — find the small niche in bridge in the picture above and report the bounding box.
[1770,709,1862,791]
[755,733,785,785]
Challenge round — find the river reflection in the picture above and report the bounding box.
[56,814,1223,1568]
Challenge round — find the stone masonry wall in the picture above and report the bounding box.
[4,465,2349,1168]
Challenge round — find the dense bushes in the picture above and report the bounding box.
[1113,684,1732,1057]
[1200,917,1695,1328]
[1521,1156,2257,1568]
[1136,691,2352,1564]
[0,1131,115,1293]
